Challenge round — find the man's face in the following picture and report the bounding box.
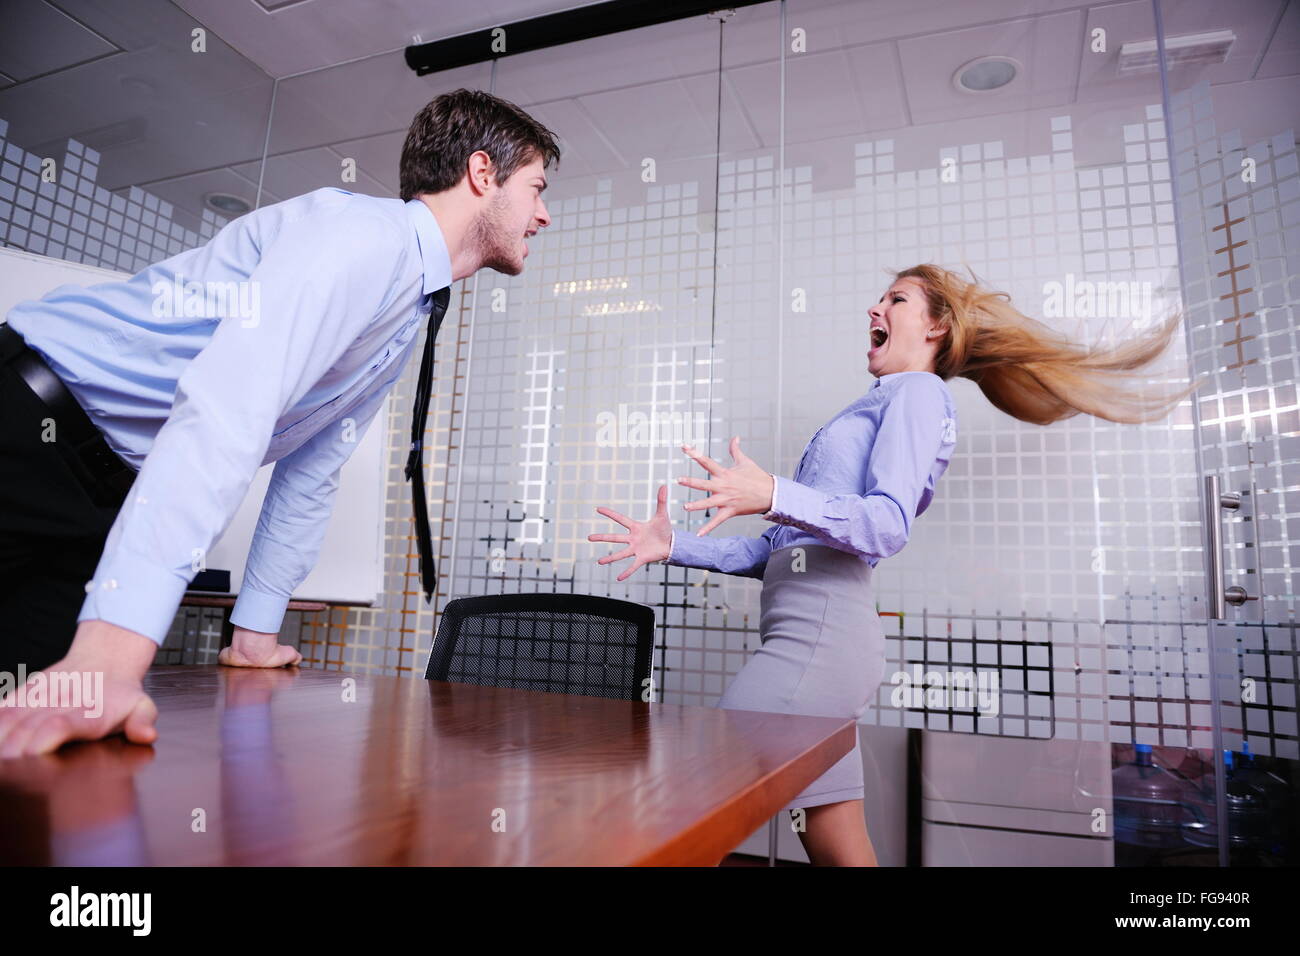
[470,153,551,276]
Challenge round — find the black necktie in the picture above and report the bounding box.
[404,285,451,602]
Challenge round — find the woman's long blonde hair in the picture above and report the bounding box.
[896,263,1208,425]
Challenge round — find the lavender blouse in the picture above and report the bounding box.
[666,370,958,577]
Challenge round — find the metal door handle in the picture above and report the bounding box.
[1205,475,1258,619]
[1224,586,1258,607]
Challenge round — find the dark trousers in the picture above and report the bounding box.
[0,329,128,674]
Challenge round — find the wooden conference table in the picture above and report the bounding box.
[0,666,855,866]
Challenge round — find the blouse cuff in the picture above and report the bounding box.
[665,528,717,567]
[761,472,779,519]
[763,475,836,535]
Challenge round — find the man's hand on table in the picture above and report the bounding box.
[218,626,303,669]
[0,620,159,758]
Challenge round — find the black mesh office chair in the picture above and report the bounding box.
[424,593,655,701]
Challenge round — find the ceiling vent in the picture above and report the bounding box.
[1117,29,1235,74]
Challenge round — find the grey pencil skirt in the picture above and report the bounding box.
[716,544,887,812]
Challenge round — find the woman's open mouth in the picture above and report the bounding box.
[869,325,889,354]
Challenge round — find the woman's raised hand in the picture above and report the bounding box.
[678,437,775,536]
[588,484,673,582]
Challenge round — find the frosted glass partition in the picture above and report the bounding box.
[0,1,276,661]
[1158,0,1300,862]
[1165,71,1299,764]
[253,15,735,677]
[0,2,274,274]
[775,0,1205,758]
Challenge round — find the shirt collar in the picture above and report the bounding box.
[405,198,454,296]
[871,370,936,390]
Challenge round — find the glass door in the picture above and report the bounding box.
[1159,0,1299,866]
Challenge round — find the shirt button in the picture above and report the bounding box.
[84,581,95,593]
[103,578,118,590]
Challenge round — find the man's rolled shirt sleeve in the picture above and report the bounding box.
[762,376,952,561]
[77,209,405,644]
[229,383,391,634]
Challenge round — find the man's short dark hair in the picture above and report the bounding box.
[399,88,561,201]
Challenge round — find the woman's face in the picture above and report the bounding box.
[868,276,942,377]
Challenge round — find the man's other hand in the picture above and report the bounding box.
[0,620,158,757]
[218,627,302,668]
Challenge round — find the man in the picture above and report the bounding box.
[0,88,557,756]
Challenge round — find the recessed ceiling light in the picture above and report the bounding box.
[204,192,250,215]
[953,56,1020,93]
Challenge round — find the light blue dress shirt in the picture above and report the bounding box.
[5,187,453,644]
[667,370,958,577]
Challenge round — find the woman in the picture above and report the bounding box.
[588,263,1203,866]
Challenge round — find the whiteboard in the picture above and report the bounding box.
[0,245,388,606]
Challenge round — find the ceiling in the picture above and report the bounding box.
[0,0,1295,231]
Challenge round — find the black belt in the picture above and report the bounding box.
[0,323,137,507]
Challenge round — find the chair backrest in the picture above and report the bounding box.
[424,593,655,701]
